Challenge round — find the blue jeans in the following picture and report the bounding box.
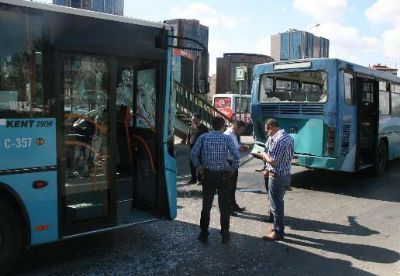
[268,174,291,237]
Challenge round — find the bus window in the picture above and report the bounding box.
[259,71,327,103]
[379,81,390,115]
[391,84,400,115]
[0,11,48,115]
[137,69,156,128]
[302,83,323,102]
[62,55,110,224]
[259,76,274,102]
[235,97,250,113]
[344,73,354,105]
[276,79,300,101]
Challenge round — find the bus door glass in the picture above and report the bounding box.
[61,55,111,229]
[357,77,378,166]
[115,61,159,221]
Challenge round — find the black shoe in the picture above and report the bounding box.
[232,205,246,212]
[221,234,230,244]
[188,179,197,184]
[231,211,239,216]
[198,231,209,243]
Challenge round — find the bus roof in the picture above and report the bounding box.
[254,58,400,83]
[0,0,172,30]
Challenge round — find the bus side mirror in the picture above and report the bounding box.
[197,51,209,94]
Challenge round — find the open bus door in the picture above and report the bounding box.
[59,54,169,236]
[114,60,164,225]
[356,77,379,171]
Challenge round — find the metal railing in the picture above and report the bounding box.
[175,81,232,129]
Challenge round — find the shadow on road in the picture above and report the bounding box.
[291,159,400,203]
[284,233,400,264]
[231,212,398,265]
[177,189,203,199]
[234,212,380,237]
[285,216,380,236]
[14,220,378,275]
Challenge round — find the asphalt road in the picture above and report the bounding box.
[13,144,400,275]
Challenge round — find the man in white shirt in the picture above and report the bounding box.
[224,120,248,213]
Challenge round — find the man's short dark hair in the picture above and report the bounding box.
[233,120,246,128]
[265,118,279,128]
[212,116,226,131]
[192,113,201,120]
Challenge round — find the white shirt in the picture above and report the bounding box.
[224,127,239,160]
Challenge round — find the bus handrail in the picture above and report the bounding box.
[132,134,156,173]
[175,81,233,129]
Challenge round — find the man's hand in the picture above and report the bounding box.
[251,152,263,160]
[239,145,249,152]
[260,152,277,167]
[260,152,268,161]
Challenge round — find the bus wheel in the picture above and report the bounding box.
[372,141,388,177]
[0,201,23,274]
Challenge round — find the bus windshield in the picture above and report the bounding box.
[259,71,328,103]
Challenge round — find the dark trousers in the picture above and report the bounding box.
[189,146,202,182]
[200,170,231,235]
[189,159,198,181]
[230,169,239,208]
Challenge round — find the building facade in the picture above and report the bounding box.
[370,63,398,76]
[271,29,329,61]
[53,0,124,15]
[216,53,273,95]
[165,19,209,93]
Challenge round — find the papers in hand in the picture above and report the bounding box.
[251,143,265,160]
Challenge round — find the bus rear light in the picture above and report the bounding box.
[33,180,48,189]
[35,225,49,231]
[327,126,335,154]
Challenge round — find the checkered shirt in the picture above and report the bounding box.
[265,129,294,176]
[190,131,240,171]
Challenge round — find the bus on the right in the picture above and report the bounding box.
[251,58,400,175]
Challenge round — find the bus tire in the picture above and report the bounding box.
[372,141,388,177]
[0,201,22,274]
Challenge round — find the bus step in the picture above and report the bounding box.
[117,209,157,226]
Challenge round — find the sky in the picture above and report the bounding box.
[38,0,400,75]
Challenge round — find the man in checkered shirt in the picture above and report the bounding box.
[259,118,294,241]
[190,116,240,244]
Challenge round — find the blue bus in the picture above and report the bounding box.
[251,58,400,175]
[0,0,180,272]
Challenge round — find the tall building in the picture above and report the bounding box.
[53,0,124,16]
[216,53,273,95]
[165,19,209,93]
[271,29,329,61]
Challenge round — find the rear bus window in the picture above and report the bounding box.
[259,71,327,103]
